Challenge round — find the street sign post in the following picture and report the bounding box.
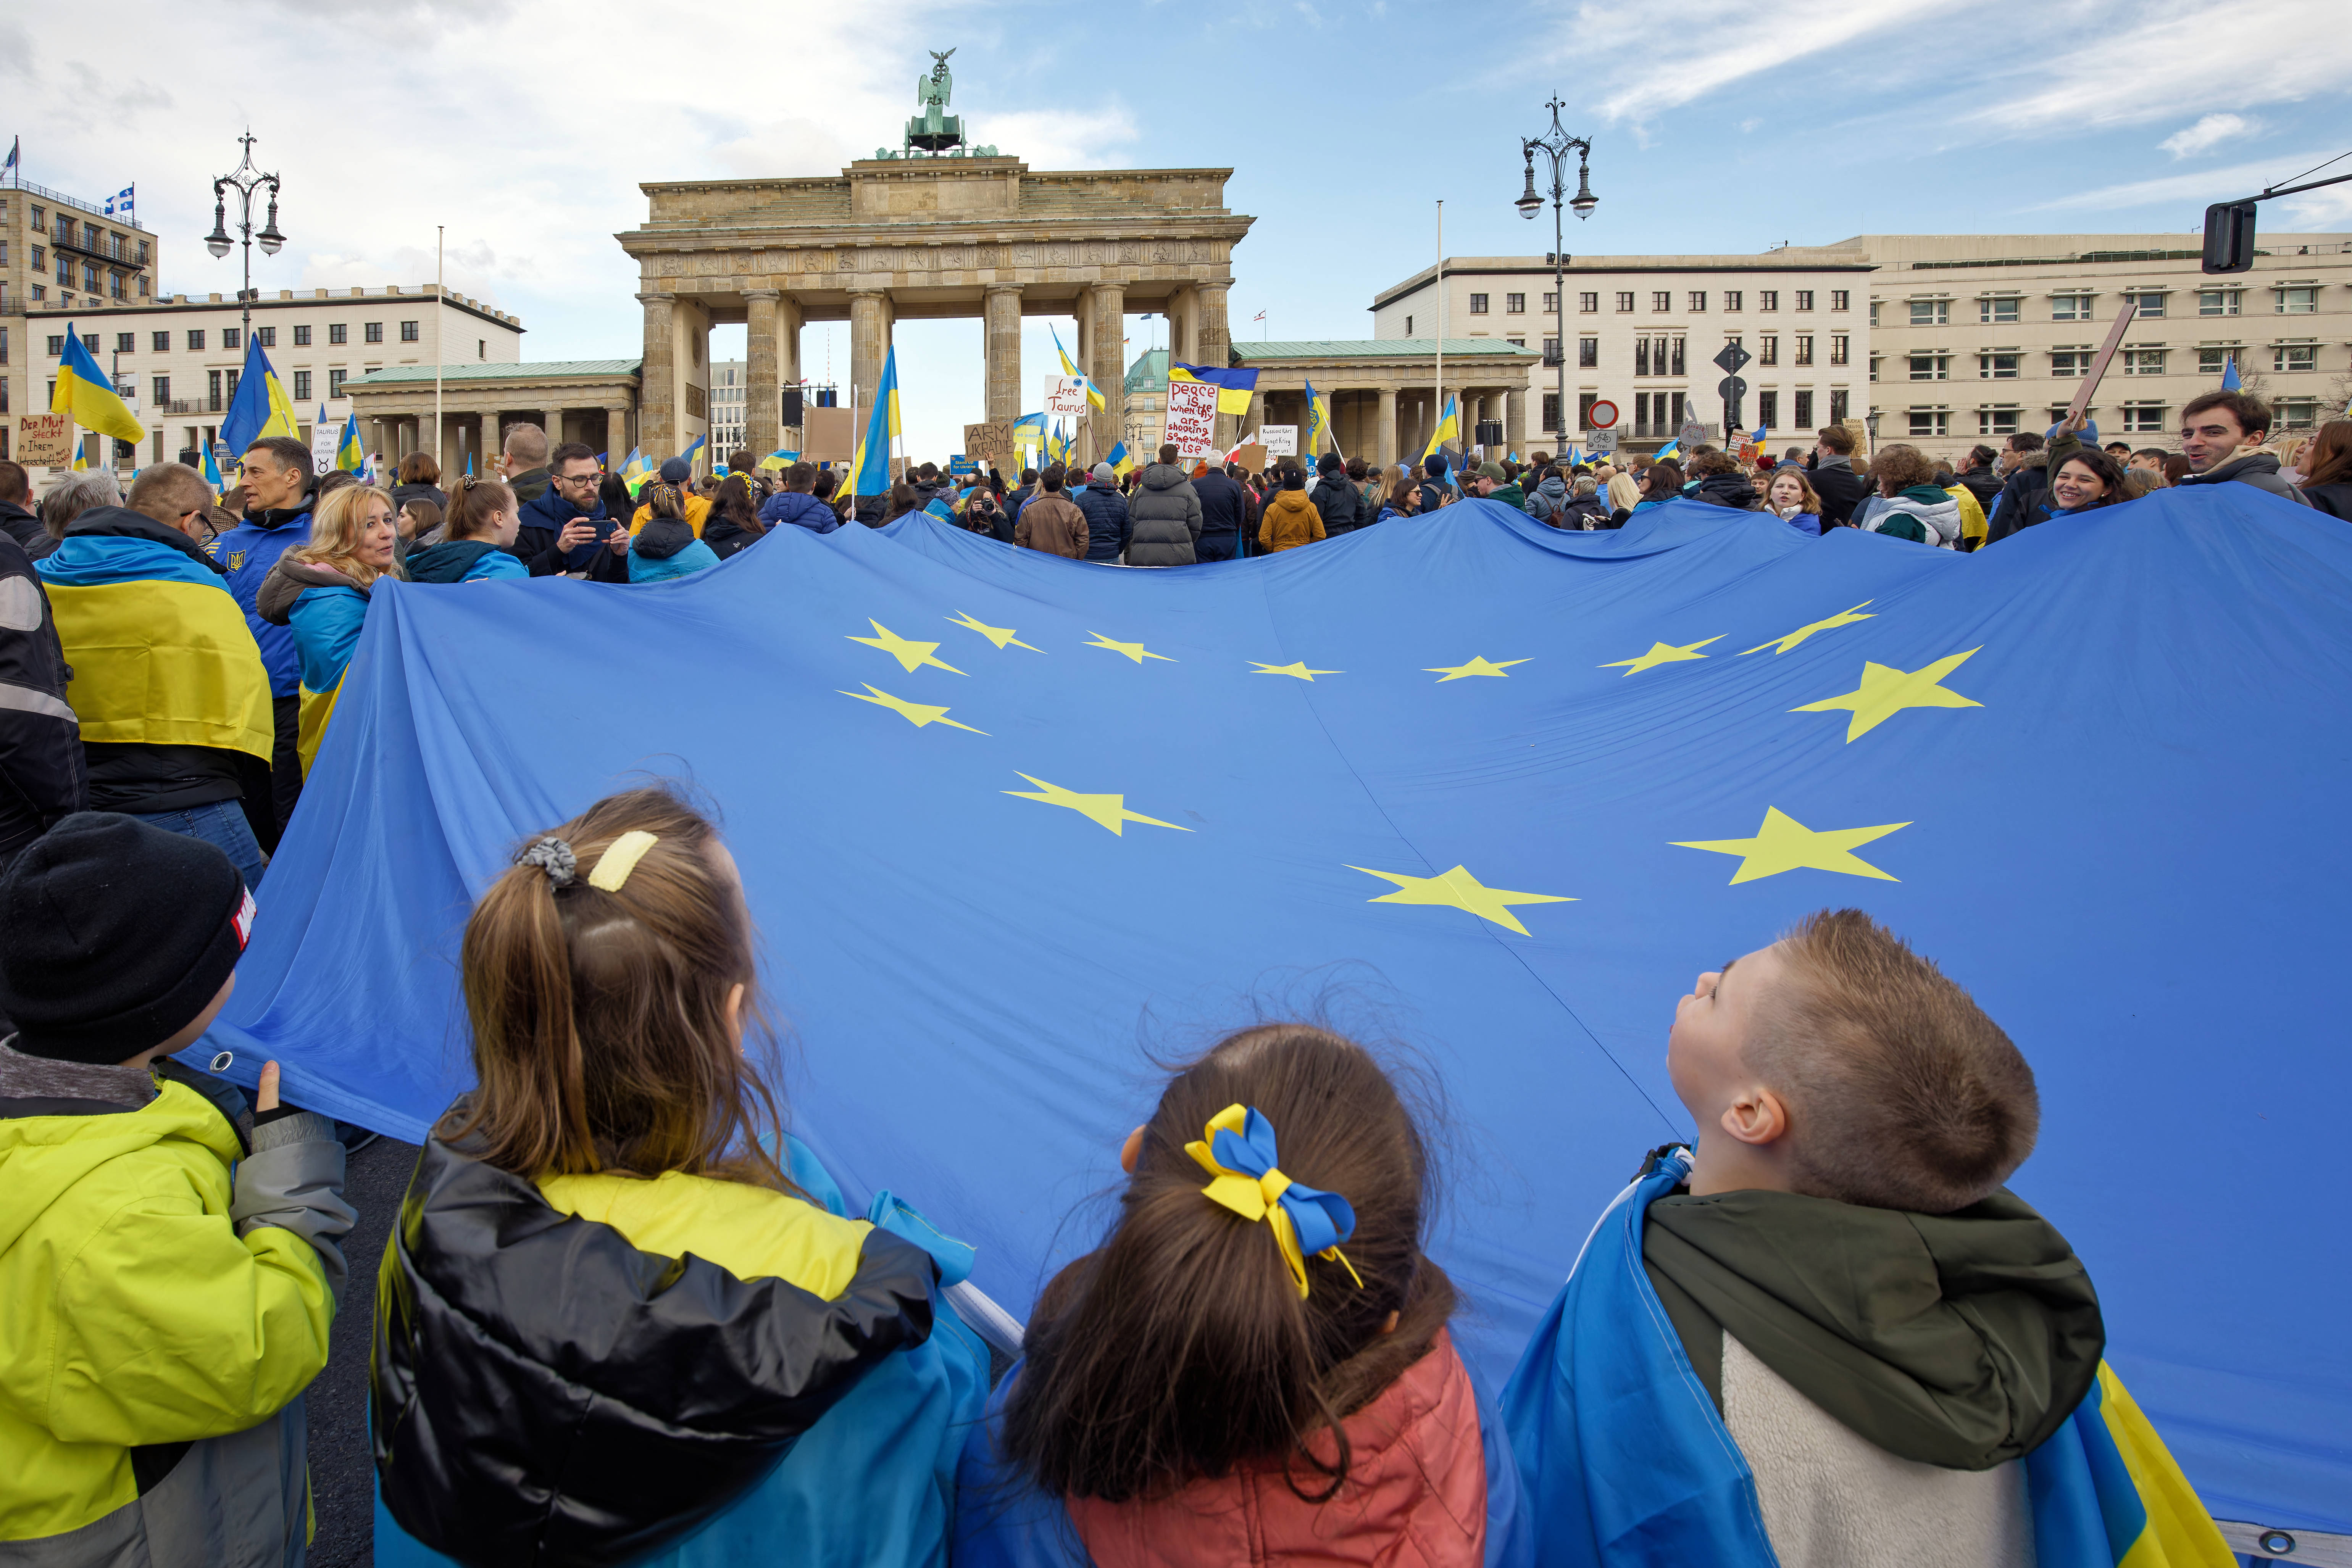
[1589,428,1619,455]
[1584,398,1619,431]
[1712,341,1752,375]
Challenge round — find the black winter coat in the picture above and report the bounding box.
[371,1122,939,1568]
[0,531,85,866]
[1192,471,1247,544]
[1986,458,2051,544]
[509,486,628,580]
[0,500,42,555]
[2304,481,2352,520]
[1694,472,1761,509]
[1806,457,1870,527]
[1125,464,1203,566]
[1312,474,1371,536]
[1072,483,1132,562]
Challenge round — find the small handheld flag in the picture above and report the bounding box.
[202,445,227,500]
[1419,394,1460,464]
[1304,378,1333,459]
[51,324,146,446]
[2220,355,2242,392]
[336,411,365,473]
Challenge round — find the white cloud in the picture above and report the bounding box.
[2026,149,2341,213]
[1968,0,2350,133]
[2161,113,2257,159]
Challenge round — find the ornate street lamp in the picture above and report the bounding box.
[207,132,284,344]
[1516,100,1595,454]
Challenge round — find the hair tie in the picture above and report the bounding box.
[587,830,659,892]
[516,836,576,887]
[1186,1104,1363,1299]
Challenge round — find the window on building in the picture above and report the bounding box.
[1830,290,1849,312]
[1721,290,1742,312]
[1577,292,1597,312]
[1671,336,1685,376]
[137,241,149,265]
[2121,404,2167,433]
[45,335,63,358]
[1829,334,1849,366]
[293,324,311,346]
[1829,390,1849,424]
[187,329,205,351]
[2198,288,2242,316]
[1541,336,1557,361]
[256,326,276,348]
[2122,347,2167,375]
[206,369,223,409]
[2050,348,2093,377]
[28,206,42,229]
[108,273,124,300]
[2276,398,2321,430]
[330,322,348,345]
[2051,293,2092,321]
[1795,336,1816,367]
[329,369,347,398]
[82,264,97,292]
[400,320,420,342]
[1981,296,2021,324]
[150,330,169,352]
[1508,336,1526,348]
[1651,291,1671,312]
[81,333,97,354]
[224,369,238,401]
[224,328,243,350]
[365,323,384,343]
[29,244,42,270]
[1468,293,1489,314]
[1578,336,1598,368]
[1868,299,1881,326]
[293,370,311,401]
[1795,291,1815,311]
[1758,390,1778,430]
[82,223,99,248]
[1869,353,1883,382]
[2196,346,2239,375]
[1907,409,1950,437]
[2124,290,2167,318]
[1578,392,1600,430]
[1795,390,1816,429]
[1907,352,1946,380]
[1909,298,1949,326]
[1403,315,1412,335]
[2275,286,2320,314]
[1689,291,1707,313]
[1978,407,2021,436]
[55,256,70,284]
[1542,393,1562,433]
[137,277,148,297]
[1759,335,1779,366]
[115,332,134,353]
[152,375,170,406]
[1979,352,2021,379]
[1505,292,1525,313]
[1615,291,1634,312]
[2275,342,2318,372]
[1760,291,1779,311]
[1636,338,1652,377]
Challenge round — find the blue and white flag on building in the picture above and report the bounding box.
[104,184,135,219]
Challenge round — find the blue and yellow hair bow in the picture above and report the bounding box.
[1186,1104,1364,1299]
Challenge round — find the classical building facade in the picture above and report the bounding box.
[339,359,636,476]
[614,158,1253,463]
[1372,253,1875,453]
[1236,340,1541,468]
[0,181,158,316]
[1838,231,2352,464]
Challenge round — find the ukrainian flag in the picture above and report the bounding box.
[218,335,300,456]
[1420,394,1460,463]
[1050,324,1105,410]
[678,434,707,473]
[51,324,146,446]
[1105,440,1134,479]
[1171,361,1260,417]
[850,346,902,498]
[1652,438,1683,462]
[202,446,227,501]
[619,447,647,495]
[337,411,365,473]
[1304,379,1333,459]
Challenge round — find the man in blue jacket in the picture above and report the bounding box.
[757,463,842,534]
[1192,461,1248,562]
[208,436,315,844]
[1072,461,1132,562]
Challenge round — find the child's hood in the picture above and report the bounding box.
[0,1078,240,1257]
[1643,1184,2105,1470]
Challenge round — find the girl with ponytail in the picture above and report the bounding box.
[403,475,529,583]
[371,785,990,1568]
[957,1025,1531,1567]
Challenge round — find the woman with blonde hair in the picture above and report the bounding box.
[257,482,398,773]
[1762,467,1824,535]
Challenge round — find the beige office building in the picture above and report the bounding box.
[1371,254,1874,452]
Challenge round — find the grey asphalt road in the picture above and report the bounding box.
[307,1134,419,1568]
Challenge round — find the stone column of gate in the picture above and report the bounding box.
[983,284,1023,425]
[637,292,677,464]
[606,406,631,468]
[744,289,782,458]
[1085,281,1125,463]
[1376,388,1399,472]
[849,290,892,438]
[1507,388,1528,459]
[1194,282,1234,450]
[776,292,804,451]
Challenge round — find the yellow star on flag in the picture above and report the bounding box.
[1673,806,1909,885]
[1791,647,1983,741]
[1003,774,1193,836]
[1345,864,1575,936]
[947,611,1042,653]
[1600,635,1725,676]
[1741,601,1876,656]
[1084,631,1176,664]
[1249,661,1343,681]
[839,684,986,734]
[1425,656,1529,682]
[849,619,967,675]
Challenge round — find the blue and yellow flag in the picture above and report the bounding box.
[201,445,227,500]
[1652,438,1682,463]
[850,346,902,498]
[1105,440,1134,479]
[51,324,145,446]
[218,335,300,457]
[1419,394,1460,463]
[1012,413,1047,456]
[337,411,365,473]
[619,447,647,495]
[1050,324,1105,410]
[678,434,707,474]
[1171,361,1260,417]
[1304,379,1334,460]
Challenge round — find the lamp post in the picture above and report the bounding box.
[1516,100,1596,456]
[204,131,284,350]
[1865,410,1881,456]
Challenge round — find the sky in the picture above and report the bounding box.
[8,0,2349,460]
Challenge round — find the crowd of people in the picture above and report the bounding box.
[0,390,2320,1566]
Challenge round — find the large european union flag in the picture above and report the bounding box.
[207,490,2352,1537]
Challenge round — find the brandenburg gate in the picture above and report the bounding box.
[616,66,1254,463]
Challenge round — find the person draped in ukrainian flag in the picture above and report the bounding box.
[255,483,400,777]
[1501,909,2236,1568]
[35,461,276,892]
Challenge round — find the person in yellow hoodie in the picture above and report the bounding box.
[0,812,353,1566]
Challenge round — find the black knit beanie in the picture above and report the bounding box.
[0,813,252,1064]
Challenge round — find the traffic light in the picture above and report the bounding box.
[2203,200,2258,274]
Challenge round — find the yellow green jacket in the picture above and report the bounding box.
[0,1046,352,1560]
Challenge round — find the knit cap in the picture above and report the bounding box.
[0,813,253,1064]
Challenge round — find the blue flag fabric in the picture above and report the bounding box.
[201,489,2352,1536]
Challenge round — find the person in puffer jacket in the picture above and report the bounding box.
[1072,464,1132,562]
[1311,454,1371,537]
[629,482,722,583]
[1522,468,1572,525]
[372,787,990,1568]
[1687,451,1761,510]
[256,482,400,775]
[1257,466,1326,552]
[1859,445,1963,547]
[955,1023,1532,1568]
[1124,447,1204,567]
[758,463,842,535]
[0,812,353,1568]
[403,475,531,585]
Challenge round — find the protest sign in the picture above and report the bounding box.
[963,421,1012,471]
[1161,379,1220,459]
[1229,443,1268,472]
[949,455,977,477]
[802,406,855,462]
[311,418,342,477]
[14,413,73,468]
[1044,376,1092,417]
[1257,424,1298,457]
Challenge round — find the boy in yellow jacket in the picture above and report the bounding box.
[0,813,353,1566]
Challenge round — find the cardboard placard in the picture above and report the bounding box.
[802,406,855,462]
[1161,379,1220,460]
[1229,443,1268,473]
[14,413,73,468]
[962,421,1012,472]
[1258,424,1298,456]
[2063,301,2139,425]
[1043,376,1092,417]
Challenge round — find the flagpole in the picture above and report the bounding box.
[1434,201,1445,471]
[434,225,445,479]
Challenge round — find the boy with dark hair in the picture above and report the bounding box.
[1505,909,2231,1568]
[2176,391,2310,504]
[757,460,840,535]
[0,813,353,1562]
